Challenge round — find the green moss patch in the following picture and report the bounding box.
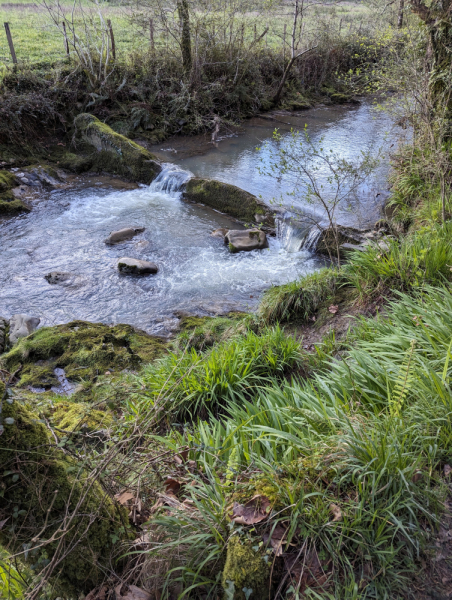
[183,177,273,223]
[52,401,113,433]
[74,113,161,183]
[0,392,129,595]
[222,536,270,600]
[1,320,166,391]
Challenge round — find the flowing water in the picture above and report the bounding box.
[0,100,406,334]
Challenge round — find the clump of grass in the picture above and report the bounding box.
[343,222,452,302]
[140,285,452,598]
[258,268,337,325]
[174,314,244,351]
[130,325,302,422]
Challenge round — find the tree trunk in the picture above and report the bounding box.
[410,0,452,121]
[177,0,192,72]
[397,0,404,28]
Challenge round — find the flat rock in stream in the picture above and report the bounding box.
[9,314,40,345]
[225,229,269,253]
[118,257,158,275]
[104,227,145,245]
[211,228,228,238]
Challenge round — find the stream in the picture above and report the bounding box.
[0,100,406,335]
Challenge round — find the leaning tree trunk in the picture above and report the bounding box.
[397,0,404,28]
[177,0,192,73]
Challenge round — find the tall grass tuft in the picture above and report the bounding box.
[258,269,336,324]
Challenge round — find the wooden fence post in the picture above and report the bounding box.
[4,22,17,64]
[149,18,154,50]
[107,19,116,60]
[62,21,70,55]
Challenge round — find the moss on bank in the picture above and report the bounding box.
[174,313,245,351]
[0,170,29,215]
[0,382,129,595]
[183,178,273,223]
[74,114,161,183]
[1,321,166,392]
[222,537,270,600]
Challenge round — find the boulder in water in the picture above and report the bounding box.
[104,227,145,245]
[9,314,40,345]
[118,257,158,275]
[225,229,269,253]
[183,178,274,224]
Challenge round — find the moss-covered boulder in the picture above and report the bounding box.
[183,178,274,224]
[222,536,270,600]
[0,170,28,215]
[74,114,161,183]
[1,320,166,391]
[0,382,129,595]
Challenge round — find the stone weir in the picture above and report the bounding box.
[73,113,276,228]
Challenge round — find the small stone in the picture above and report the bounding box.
[104,227,146,245]
[225,229,268,253]
[9,314,40,345]
[118,258,158,275]
[211,228,228,238]
[45,271,72,285]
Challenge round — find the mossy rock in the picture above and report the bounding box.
[0,170,17,192]
[222,536,270,600]
[52,400,113,432]
[0,170,28,215]
[0,385,130,595]
[1,320,166,391]
[74,113,161,183]
[183,178,273,224]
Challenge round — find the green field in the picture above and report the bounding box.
[0,0,371,67]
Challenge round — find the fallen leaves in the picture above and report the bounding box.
[262,524,287,556]
[114,584,152,600]
[329,503,342,522]
[231,495,271,525]
[164,477,181,496]
[284,548,330,595]
[114,490,149,526]
[445,464,452,478]
[328,305,339,314]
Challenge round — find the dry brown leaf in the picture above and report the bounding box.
[412,471,423,483]
[114,583,152,600]
[0,517,9,530]
[329,503,342,522]
[262,524,287,556]
[114,491,135,506]
[164,477,181,495]
[444,464,452,478]
[328,305,339,314]
[284,549,330,594]
[84,586,109,600]
[231,495,271,525]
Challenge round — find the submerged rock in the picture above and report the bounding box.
[183,177,273,223]
[74,113,161,183]
[104,227,145,245]
[9,314,40,345]
[45,271,72,285]
[225,229,269,253]
[118,257,158,275]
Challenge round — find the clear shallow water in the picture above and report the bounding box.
[0,101,406,334]
[0,171,324,335]
[150,100,408,228]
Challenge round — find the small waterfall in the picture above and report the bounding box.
[302,227,322,251]
[276,214,323,253]
[149,164,193,195]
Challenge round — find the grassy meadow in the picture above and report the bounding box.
[0,0,372,67]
